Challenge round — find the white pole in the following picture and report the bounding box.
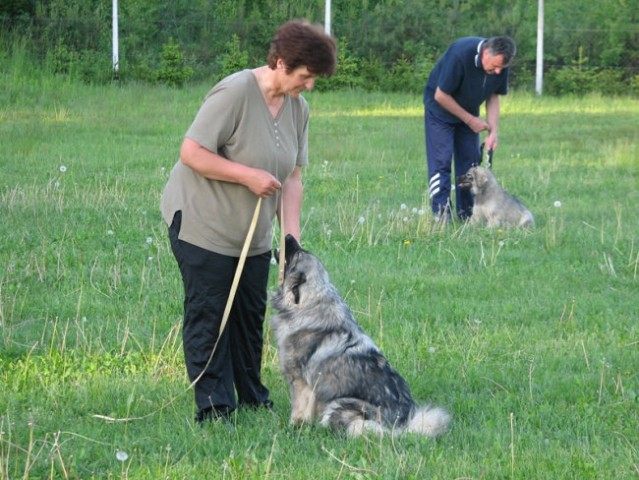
[325,0,331,36]
[535,0,544,95]
[112,0,119,74]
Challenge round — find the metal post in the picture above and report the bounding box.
[112,0,119,75]
[325,0,331,36]
[535,0,544,95]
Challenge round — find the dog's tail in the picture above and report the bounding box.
[407,405,451,437]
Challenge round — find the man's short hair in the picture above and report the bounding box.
[485,36,516,66]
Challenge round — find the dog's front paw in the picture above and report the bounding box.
[290,414,305,426]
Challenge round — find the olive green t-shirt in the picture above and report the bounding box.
[161,70,309,256]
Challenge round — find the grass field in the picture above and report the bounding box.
[1,67,638,479]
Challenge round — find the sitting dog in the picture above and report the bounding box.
[270,234,451,437]
[458,166,535,228]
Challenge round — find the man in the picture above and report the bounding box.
[423,36,516,222]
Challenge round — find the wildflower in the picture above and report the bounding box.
[59,165,67,173]
[400,203,407,210]
[357,216,365,224]
[554,200,562,208]
[116,450,129,462]
[498,241,505,248]
[107,230,115,236]
[428,347,437,354]
[146,237,153,244]
[403,239,410,246]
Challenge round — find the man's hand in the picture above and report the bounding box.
[466,115,490,133]
[484,130,498,151]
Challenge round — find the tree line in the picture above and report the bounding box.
[2,0,638,95]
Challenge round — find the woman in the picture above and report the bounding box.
[161,20,336,423]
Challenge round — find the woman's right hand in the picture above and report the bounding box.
[246,169,282,199]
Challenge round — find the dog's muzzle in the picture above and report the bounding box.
[457,173,473,189]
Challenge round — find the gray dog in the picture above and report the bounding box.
[270,235,451,437]
[458,166,535,228]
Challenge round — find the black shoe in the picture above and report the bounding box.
[195,406,233,424]
[240,399,274,411]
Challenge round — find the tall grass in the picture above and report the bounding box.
[1,59,638,479]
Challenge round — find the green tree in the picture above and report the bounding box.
[157,37,193,86]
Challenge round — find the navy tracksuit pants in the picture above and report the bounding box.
[425,109,481,220]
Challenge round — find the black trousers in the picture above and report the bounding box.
[168,212,271,414]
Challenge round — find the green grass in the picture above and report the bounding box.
[1,68,638,479]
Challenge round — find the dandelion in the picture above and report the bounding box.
[116,450,129,462]
[402,216,409,222]
[554,200,562,208]
[146,237,153,244]
[147,256,154,262]
[82,316,88,323]
[418,209,425,216]
[400,203,407,210]
[428,347,437,354]
[412,207,418,214]
[498,241,505,248]
[270,257,277,265]
[326,229,332,237]
[357,216,365,224]
[54,181,61,188]
[59,165,67,173]
[403,239,410,246]
[350,279,356,285]
[323,160,329,167]
[107,230,115,236]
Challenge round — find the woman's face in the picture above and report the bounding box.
[277,60,317,96]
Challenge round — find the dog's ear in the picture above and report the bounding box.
[290,271,306,305]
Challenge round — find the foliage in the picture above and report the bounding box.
[214,34,250,83]
[1,0,638,93]
[544,47,629,96]
[157,36,193,87]
[316,36,361,91]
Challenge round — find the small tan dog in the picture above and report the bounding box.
[458,166,535,228]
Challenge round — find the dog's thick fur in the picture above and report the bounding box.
[459,166,534,228]
[270,235,451,437]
